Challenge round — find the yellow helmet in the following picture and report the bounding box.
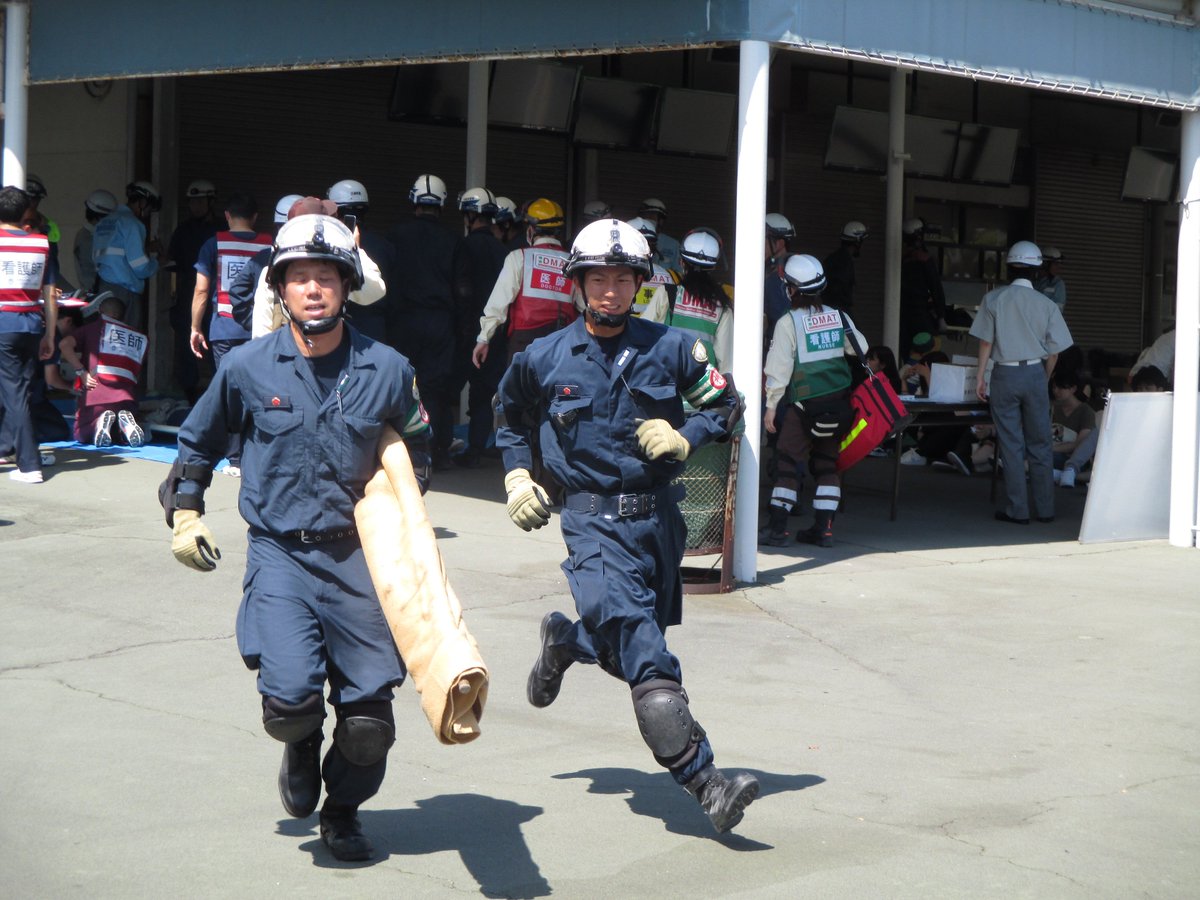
[525,198,564,231]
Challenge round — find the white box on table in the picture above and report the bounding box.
[928,362,978,403]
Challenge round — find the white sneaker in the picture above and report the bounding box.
[946,451,972,476]
[1060,467,1076,488]
[94,409,116,448]
[900,449,927,466]
[222,465,241,478]
[9,469,43,484]
[117,410,144,448]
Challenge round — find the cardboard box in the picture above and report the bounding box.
[928,362,978,403]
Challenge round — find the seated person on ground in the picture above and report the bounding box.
[1050,369,1096,488]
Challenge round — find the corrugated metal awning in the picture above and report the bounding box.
[756,0,1200,111]
[26,0,1200,110]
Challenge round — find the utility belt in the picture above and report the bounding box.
[281,526,358,544]
[563,488,665,519]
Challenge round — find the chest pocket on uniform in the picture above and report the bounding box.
[549,395,591,437]
[256,405,302,437]
[343,414,384,442]
[627,382,679,421]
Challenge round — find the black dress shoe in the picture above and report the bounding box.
[994,511,1030,525]
[319,809,374,861]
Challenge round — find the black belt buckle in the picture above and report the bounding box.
[617,493,653,517]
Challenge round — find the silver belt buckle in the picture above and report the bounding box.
[618,493,651,517]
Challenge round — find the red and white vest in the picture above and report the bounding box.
[509,243,577,333]
[93,315,148,389]
[215,231,271,318]
[0,229,49,314]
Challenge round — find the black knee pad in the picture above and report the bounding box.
[334,701,396,767]
[630,679,706,768]
[262,693,325,743]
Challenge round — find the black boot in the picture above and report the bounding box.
[797,510,835,548]
[527,611,575,708]
[757,506,790,547]
[278,730,322,818]
[319,803,374,861]
[685,764,760,833]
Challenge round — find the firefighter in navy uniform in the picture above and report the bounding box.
[163,213,431,862]
[498,218,759,834]
[388,174,459,467]
[451,187,508,467]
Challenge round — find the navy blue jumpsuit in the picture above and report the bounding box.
[175,323,430,809]
[497,315,740,785]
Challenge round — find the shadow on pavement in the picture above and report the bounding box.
[553,767,823,847]
[283,793,551,897]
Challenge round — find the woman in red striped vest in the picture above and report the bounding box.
[0,185,55,483]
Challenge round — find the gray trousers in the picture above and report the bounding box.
[989,362,1054,520]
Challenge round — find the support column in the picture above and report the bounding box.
[2,1,29,188]
[465,61,488,189]
[731,39,770,585]
[1169,111,1200,548]
[883,67,908,355]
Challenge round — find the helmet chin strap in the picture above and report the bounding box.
[585,306,631,328]
[278,293,344,339]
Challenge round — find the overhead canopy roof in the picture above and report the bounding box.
[28,0,1200,109]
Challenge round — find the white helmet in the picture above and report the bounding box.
[902,217,925,237]
[679,228,722,269]
[626,216,657,240]
[25,174,47,199]
[565,219,653,279]
[639,197,668,219]
[782,253,827,294]
[765,213,795,239]
[274,193,305,224]
[409,174,447,207]
[841,220,869,242]
[327,179,369,211]
[458,187,498,216]
[1042,246,1064,263]
[582,200,611,220]
[268,214,364,290]
[494,196,517,224]
[1006,240,1042,268]
[84,189,118,216]
[185,179,216,199]
[126,180,161,211]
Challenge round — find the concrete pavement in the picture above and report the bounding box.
[1,448,1197,898]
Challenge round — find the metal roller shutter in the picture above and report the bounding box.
[1034,147,1146,354]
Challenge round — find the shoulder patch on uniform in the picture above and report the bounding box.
[691,339,709,364]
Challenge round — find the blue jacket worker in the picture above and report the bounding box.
[497,218,758,834]
[162,214,431,862]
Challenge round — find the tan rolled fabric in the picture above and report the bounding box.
[355,426,488,744]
